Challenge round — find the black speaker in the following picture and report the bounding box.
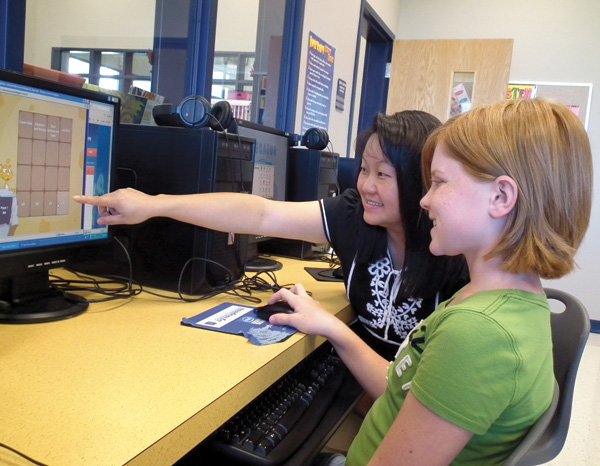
[153,96,234,131]
[301,127,329,150]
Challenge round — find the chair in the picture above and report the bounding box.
[505,288,591,466]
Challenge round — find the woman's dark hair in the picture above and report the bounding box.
[354,111,467,299]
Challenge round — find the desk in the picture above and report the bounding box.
[0,258,352,466]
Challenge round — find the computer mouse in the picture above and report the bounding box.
[255,301,295,321]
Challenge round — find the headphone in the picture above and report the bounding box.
[152,95,234,131]
[301,127,329,150]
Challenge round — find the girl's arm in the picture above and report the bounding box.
[368,392,472,465]
[269,285,390,399]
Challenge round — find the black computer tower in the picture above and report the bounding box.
[259,147,338,259]
[75,125,254,295]
[285,147,339,201]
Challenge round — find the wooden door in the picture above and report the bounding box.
[387,39,513,122]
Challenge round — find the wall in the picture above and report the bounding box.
[24,0,259,64]
[215,0,258,51]
[295,0,362,157]
[295,0,400,156]
[24,0,155,67]
[396,0,600,321]
[367,0,401,34]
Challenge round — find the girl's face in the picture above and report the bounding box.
[356,135,401,230]
[420,145,495,259]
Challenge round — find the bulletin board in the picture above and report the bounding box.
[507,81,592,130]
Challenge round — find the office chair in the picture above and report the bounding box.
[505,287,591,466]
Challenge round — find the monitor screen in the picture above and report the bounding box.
[235,120,290,271]
[236,120,289,203]
[0,69,119,323]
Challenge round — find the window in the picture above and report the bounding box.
[51,48,152,93]
[212,52,254,100]
[214,0,288,127]
[212,52,255,121]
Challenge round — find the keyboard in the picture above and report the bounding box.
[204,344,350,465]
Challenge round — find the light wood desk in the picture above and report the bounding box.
[0,258,353,466]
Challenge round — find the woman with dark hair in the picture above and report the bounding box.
[320,112,467,358]
[75,111,467,360]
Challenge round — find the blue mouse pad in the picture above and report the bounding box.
[181,302,297,345]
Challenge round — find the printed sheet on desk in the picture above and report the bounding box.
[181,303,297,345]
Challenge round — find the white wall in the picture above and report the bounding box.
[296,0,362,157]
[396,0,600,321]
[367,0,401,35]
[297,0,400,156]
[24,0,155,67]
[215,0,258,51]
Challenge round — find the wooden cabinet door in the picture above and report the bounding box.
[387,39,513,122]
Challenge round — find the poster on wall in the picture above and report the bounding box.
[507,81,592,130]
[301,32,336,134]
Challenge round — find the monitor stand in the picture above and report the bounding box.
[0,272,88,324]
[244,257,283,272]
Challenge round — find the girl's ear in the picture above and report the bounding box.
[489,175,518,218]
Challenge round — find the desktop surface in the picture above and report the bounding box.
[0,258,352,466]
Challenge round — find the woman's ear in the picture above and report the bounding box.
[489,175,518,218]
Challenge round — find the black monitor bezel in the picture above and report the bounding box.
[0,68,120,322]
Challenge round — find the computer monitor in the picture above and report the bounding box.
[235,119,290,271]
[0,69,119,323]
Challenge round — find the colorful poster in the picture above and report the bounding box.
[507,84,537,100]
[301,32,335,134]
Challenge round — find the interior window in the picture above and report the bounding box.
[52,48,152,93]
[22,0,289,128]
[214,0,286,126]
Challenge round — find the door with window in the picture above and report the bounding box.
[387,39,513,122]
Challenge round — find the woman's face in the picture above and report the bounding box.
[356,135,401,230]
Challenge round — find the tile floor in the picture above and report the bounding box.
[326,332,600,465]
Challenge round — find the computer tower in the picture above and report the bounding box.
[74,125,254,295]
[285,147,339,201]
[259,147,338,259]
[336,156,359,193]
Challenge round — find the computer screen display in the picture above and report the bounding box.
[0,69,119,323]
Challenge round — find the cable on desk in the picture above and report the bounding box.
[310,248,340,267]
[0,442,49,466]
[239,269,312,297]
[50,271,143,302]
[165,256,261,304]
[53,236,142,303]
[53,242,314,306]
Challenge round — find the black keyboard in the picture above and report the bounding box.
[205,345,349,465]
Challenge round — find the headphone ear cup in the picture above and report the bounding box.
[209,100,234,131]
[176,95,211,127]
[153,103,180,126]
[302,127,329,150]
